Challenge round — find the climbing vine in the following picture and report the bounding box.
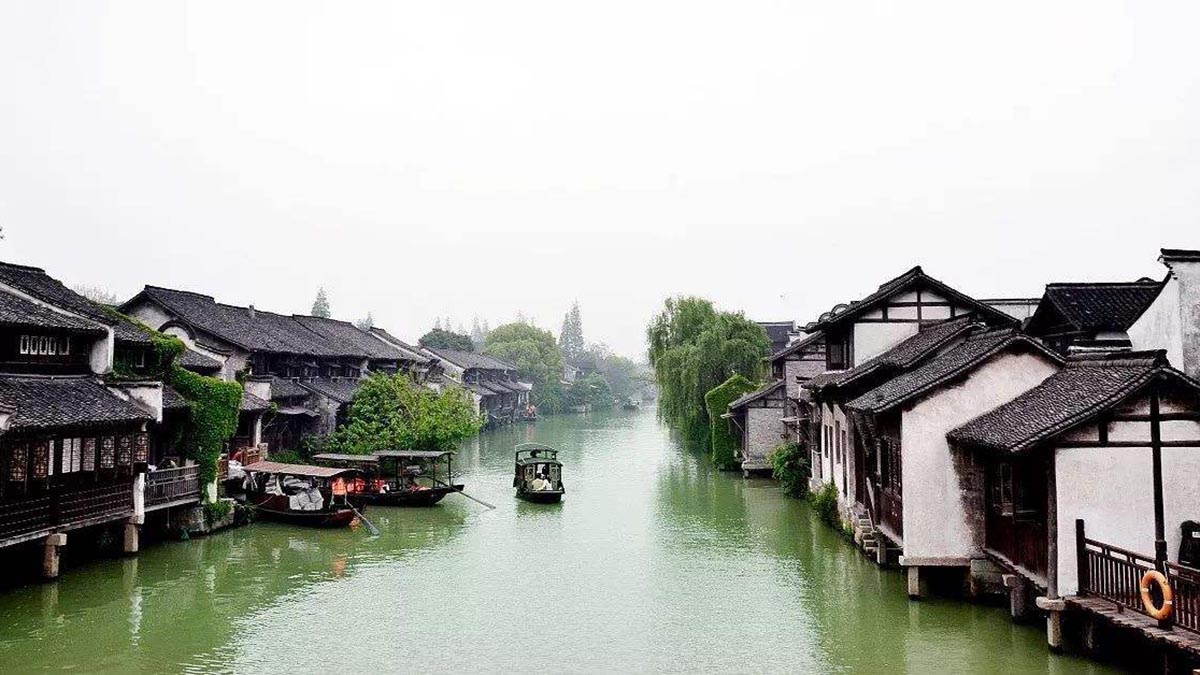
[167,365,243,485]
[703,374,758,469]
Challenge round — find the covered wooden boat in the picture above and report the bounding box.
[312,450,463,507]
[242,461,366,527]
[514,443,565,503]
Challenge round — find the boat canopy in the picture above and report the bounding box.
[311,453,379,464]
[374,450,454,460]
[515,443,559,463]
[243,461,361,479]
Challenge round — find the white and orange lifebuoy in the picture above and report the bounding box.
[1140,570,1174,621]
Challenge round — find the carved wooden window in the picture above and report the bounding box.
[100,437,116,469]
[134,434,149,463]
[8,444,27,482]
[61,438,82,473]
[31,440,49,479]
[82,438,96,472]
[117,435,132,465]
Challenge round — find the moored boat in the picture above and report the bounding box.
[312,450,463,507]
[514,443,565,503]
[242,461,366,527]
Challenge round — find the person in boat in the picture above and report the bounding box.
[530,472,551,491]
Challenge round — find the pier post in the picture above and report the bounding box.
[42,533,66,580]
[1036,597,1066,653]
[906,566,926,599]
[123,520,139,555]
[1003,574,1030,620]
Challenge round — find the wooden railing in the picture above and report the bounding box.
[0,481,135,548]
[145,466,202,510]
[1077,520,1200,634]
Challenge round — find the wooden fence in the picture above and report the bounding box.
[145,466,202,510]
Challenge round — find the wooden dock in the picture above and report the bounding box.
[1065,595,1200,656]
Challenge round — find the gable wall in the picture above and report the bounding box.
[899,351,1061,563]
[1128,277,1186,374]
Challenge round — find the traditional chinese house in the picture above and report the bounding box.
[949,350,1200,641]
[844,327,1062,591]
[725,379,788,476]
[421,347,532,426]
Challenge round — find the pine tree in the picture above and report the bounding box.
[311,288,332,318]
[355,312,375,331]
[559,301,585,362]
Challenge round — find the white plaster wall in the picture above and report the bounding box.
[853,322,919,364]
[244,378,271,402]
[743,407,785,470]
[1177,260,1200,378]
[1129,277,1187,374]
[124,301,175,331]
[900,352,1060,561]
[108,381,165,423]
[89,327,115,374]
[1055,444,1200,596]
[820,403,852,505]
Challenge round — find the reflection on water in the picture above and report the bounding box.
[0,411,1113,673]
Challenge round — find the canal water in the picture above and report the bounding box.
[0,410,1114,673]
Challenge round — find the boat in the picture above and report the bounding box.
[514,443,565,503]
[311,450,464,506]
[518,404,539,422]
[241,461,366,527]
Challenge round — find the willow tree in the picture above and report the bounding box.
[647,297,769,452]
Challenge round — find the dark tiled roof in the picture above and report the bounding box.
[162,385,190,411]
[368,328,431,364]
[178,348,222,371]
[0,262,114,325]
[132,287,352,357]
[269,377,310,401]
[948,350,1197,453]
[426,347,515,372]
[240,390,272,412]
[728,379,785,410]
[804,317,979,395]
[299,377,362,404]
[0,376,153,431]
[848,330,1062,413]
[757,321,795,353]
[0,292,104,332]
[768,331,824,363]
[291,315,415,361]
[110,314,156,345]
[1032,281,1163,332]
[807,266,1015,332]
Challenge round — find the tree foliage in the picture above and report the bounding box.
[323,373,481,454]
[311,288,331,318]
[770,441,810,498]
[485,322,564,413]
[574,343,647,402]
[566,372,612,410]
[168,364,243,485]
[355,312,374,331]
[704,374,758,468]
[419,327,474,351]
[559,301,585,362]
[646,296,770,452]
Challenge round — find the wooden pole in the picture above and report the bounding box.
[1149,385,1172,629]
[431,477,496,510]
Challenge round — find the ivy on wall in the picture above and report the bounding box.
[167,365,243,485]
[703,374,758,469]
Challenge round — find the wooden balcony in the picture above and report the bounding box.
[0,481,135,549]
[145,466,202,511]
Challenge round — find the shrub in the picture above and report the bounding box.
[770,441,810,498]
[810,482,840,529]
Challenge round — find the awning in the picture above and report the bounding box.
[243,461,360,478]
[276,406,319,417]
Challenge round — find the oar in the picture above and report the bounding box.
[348,502,380,536]
[431,477,496,510]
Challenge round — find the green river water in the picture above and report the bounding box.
[0,410,1116,673]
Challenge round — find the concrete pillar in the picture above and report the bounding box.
[875,538,887,566]
[42,533,66,580]
[1004,574,1029,620]
[1046,610,1063,653]
[123,521,139,555]
[907,566,926,599]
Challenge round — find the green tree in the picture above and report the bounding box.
[311,288,331,318]
[485,322,564,413]
[647,296,769,453]
[770,441,810,498]
[420,327,474,351]
[704,374,758,468]
[324,373,481,454]
[559,301,585,362]
[566,372,613,410]
[354,312,374,331]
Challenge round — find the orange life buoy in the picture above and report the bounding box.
[1140,570,1174,621]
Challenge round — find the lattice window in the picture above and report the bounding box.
[117,435,132,465]
[8,444,27,482]
[82,438,96,472]
[100,437,115,469]
[31,440,49,478]
[134,433,148,463]
[61,438,82,473]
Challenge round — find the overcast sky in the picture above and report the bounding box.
[1,2,1197,358]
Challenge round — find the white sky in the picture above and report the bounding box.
[1,1,1197,358]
